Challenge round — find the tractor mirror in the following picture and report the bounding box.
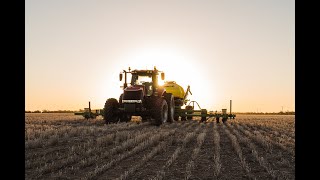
[119,73,123,81]
[161,73,165,80]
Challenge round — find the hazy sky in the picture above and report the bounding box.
[26,0,294,112]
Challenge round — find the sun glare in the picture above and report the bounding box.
[102,47,216,110]
[118,47,196,87]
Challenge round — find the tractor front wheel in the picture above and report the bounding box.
[104,98,120,124]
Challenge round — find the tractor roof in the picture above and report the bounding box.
[131,69,159,75]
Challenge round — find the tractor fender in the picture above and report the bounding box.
[156,86,166,97]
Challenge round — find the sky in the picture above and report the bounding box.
[25,0,295,112]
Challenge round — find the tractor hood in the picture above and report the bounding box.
[124,85,144,92]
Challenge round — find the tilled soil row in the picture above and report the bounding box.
[38,121,196,180]
[25,115,295,180]
[26,122,190,179]
[229,122,295,179]
[26,122,152,159]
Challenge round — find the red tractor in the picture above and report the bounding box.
[103,67,175,126]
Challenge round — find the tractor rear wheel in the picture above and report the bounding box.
[152,98,168,126]
[104,98,120,124]
[165,93,175,123]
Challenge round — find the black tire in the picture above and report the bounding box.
[84,114,90,120]
[152,98,168,126]
[216,117,220,123]
[174,116,179,121]
[85,113,96,119]
[201,109,207,122]
[181,115,186,121]
[222,117,227,123]
[104,98,120,124]
[186,105,193,120]
[165,93,175,123]
[118,94,131,122]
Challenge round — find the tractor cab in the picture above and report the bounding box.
[130,69,162,96]
[120,67,165,97]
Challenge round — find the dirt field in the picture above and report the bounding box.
[25,113,295,180]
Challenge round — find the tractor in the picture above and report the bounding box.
[103,67,175,126]
[75,67,236,124]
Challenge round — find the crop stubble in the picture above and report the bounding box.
[25,113,295,180]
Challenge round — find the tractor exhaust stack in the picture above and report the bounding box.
[230,100,232,114]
